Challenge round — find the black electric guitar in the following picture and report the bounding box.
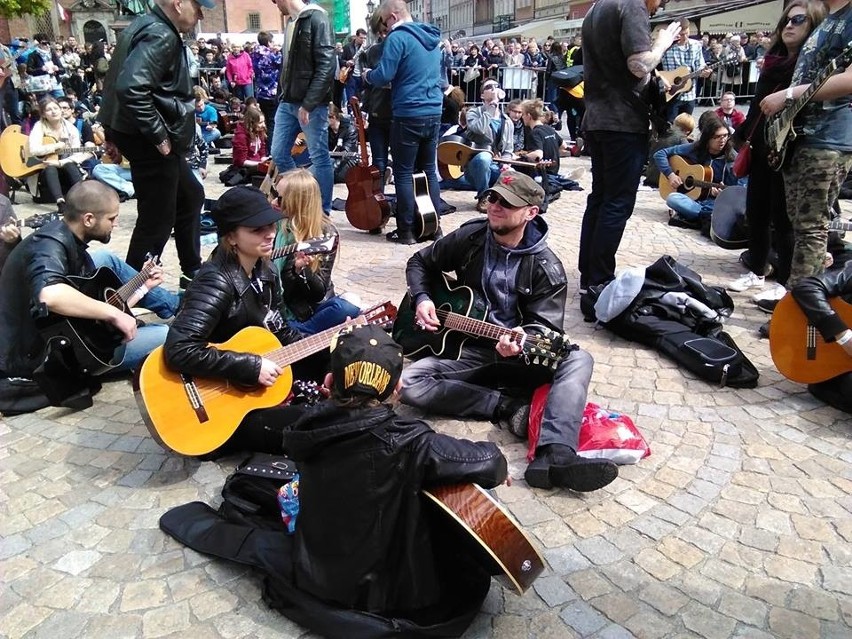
[412,172,439,241]
[765,41,852,171]
[37,258,160,376]
[392,273,572,368]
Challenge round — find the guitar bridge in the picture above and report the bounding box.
[180,374,209,423]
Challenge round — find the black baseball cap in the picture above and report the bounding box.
[330,324,403,401]
[211,185,282,234]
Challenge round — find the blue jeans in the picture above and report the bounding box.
[579,130,648,287]
[439,151,500,198]
[344,75,363,107]
[92,163,135,198]
[201,127,221,146]
[89,250,177,373]
[288,296,361,335]
[400,345,594,451]
[390,115,443,233]
[666,193,714,221]
[233,83,254,100]
[271,102,333,213]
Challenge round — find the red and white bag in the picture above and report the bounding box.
[527,385,650,465]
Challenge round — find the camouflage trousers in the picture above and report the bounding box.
[782,146,852,288]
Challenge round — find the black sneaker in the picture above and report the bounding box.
[756,298,778,314]
[758,320,770,339]
[179,270,199,290]
[386,230,416,245]
[494,397,530,439]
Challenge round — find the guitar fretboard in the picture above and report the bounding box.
[112,259,159,308]
[437,309,553,350]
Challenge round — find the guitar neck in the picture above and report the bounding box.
[440,310,525,345]
[777,49,847,127]
[830,219,852,232]
[114,261,157,307]
[349,97,371,168]
[267,315,367,366]
[269,242,298,261]
[495,157,552,169]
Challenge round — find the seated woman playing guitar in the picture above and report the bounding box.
[272,168,361,335]
[230,105,270,180]
[27,96,95,213]
[653,114,739,226]
[163,185,325,454]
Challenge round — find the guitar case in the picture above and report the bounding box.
[710,186,748,250]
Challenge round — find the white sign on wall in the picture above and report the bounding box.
[701,0,783,34]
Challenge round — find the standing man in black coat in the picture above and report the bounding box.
[99,0,213,288]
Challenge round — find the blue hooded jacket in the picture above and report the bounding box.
[366,22,442,118]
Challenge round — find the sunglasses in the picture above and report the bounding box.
[712,133,730,140]
[486,192,519,208]
[785,14,808,27]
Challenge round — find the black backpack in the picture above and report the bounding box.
[219,453,298,530]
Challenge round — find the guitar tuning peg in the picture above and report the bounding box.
[533,356,540,365]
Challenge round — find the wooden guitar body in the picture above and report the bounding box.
[345,97,391,231]
[656,65,694,102]
[136,302,397,456]
[423,484,545,594]
[437,139,492,168]
[0,125,40,179]
[769,294,852,384]
[658,155,723,202]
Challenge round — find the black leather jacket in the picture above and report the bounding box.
[281,401,507,614]
[276,229,339,323]
[98,5,195,153]
[164,248,301,387]
[0,221,92,377]
[791,262,852,342]
[406,218,568,335]
[329,117,359,182]
[278,6,335,112]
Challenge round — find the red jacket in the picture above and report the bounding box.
[231,122,267,167]
[714,107,746,131]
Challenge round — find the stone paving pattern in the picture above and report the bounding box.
[1,154,851,639]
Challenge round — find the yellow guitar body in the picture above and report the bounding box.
[0,125,41,178]
[135,327,294,456]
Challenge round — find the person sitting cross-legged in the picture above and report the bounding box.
[653,113,739,227]
[400,171,619,492]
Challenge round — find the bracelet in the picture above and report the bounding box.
[836,329,852,346]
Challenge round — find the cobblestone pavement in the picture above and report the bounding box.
[1,157,851,639]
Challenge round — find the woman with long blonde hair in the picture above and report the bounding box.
[272,169,361,334]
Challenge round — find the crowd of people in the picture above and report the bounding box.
[0,0,851,635]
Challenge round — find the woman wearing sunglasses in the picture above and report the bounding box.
[726,0,826,312]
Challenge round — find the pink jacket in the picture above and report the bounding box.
[226,51,254,86]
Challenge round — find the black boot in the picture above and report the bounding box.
[525,443,618,492]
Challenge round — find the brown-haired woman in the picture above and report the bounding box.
[231,106,269,176]
[726,0,826,307]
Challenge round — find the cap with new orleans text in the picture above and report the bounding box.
[330,324,403,401]
[484,170,545,208]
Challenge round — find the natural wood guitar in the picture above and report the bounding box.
[134,302,397,456]
[655,59,723,102]
[423,483,545,595]
[437,138,553,175]
[657,155,725,202]
[769,293,852,384]
[392,273,571,368]
[0,125,100,179]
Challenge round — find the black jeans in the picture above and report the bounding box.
[579,130,648,287]
[746,149,792,286]
[39,163,84,203]
[111,130,203,275]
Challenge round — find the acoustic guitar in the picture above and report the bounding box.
[392,273,571,368]
[344,97,391,232]
[765,42,852,172]
[657,155,725,202]
[655,59,724,103]
[769,294,852,384]
[437,137,553,179]
[412,172,439,241]
[0,125,101,179]
[423,483,545,595]
[37,258,161,376]
[134,301,397,456]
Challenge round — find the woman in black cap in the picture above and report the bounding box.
[163,185,325,454]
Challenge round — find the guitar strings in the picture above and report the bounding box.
[433,308,559,351]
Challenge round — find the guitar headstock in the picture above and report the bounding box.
[523,329,573,370]
[296,235,339,257]
[289,379,330,406]
[356,301,399,331]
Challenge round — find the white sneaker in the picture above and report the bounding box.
[752,283,786,303]
[727,272,765,292]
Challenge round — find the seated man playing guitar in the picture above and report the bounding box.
[163,185,326,455]
[788,261,852,412]
[0,180,179,407]
[400,171,618,492]
[654,113,739,226]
